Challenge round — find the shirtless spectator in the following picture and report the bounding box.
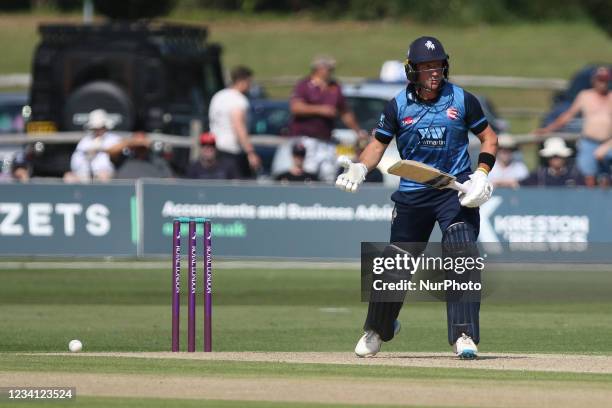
[535,66,612,186]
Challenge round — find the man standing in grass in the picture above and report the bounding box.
[336,36,498,359]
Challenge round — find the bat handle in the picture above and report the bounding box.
[452,180,470,194]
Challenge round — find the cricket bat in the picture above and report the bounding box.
[387,160,469,193]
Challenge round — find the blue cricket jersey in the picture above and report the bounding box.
[375,82,488,192]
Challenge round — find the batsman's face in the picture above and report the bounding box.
[416,60,444,90]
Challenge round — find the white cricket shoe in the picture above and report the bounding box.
[354,320,401,358]
[453,333,478,359]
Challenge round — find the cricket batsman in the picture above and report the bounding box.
[336,36,498,359]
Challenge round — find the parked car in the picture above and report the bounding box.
[540,64,612,132]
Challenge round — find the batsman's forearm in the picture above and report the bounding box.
[358,140,387,171]
[480,138,497,157]
[476,126,498,172]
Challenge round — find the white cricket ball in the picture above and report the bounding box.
[68,339,83,353]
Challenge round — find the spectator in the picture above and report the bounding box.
[275,142,319,183]
[208,66,261,179]
[488,134,528,188]
[594,138,612,183]
[522,137,583,187]
[65,109,122,182]
[0,151,30,183]
[11,151,30,183]
[287,55,366,181]
[113,131,173,179]
[185,133,239,180]
[535,66,612,187]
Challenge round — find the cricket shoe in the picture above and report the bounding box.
[354,320,401,358]
[453,333,478,360]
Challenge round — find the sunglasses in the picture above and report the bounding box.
[417,67,445,74]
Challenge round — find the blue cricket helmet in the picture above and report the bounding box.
[405,36,449,83]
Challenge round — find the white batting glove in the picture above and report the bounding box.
[335,155,368,193]
[458,169,493,208]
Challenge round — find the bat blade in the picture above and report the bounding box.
[387,160,468,193]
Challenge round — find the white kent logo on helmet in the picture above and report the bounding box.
[425,40,435,50]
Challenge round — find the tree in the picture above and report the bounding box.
[93,0,177,20]
[582,0,612,36]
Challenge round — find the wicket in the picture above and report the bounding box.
[171,217,212,352]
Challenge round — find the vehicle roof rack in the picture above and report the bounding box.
[39,22,208,44]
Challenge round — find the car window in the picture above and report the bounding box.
[249,104,291,135]
[0,103,25,134]
[340,97,387,132]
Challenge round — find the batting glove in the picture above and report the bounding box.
[335,155,368,193]
[458,169,493,208]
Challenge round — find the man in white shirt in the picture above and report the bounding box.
[208,66,261,178]
[488,134,528,188]
[67,109,122,182]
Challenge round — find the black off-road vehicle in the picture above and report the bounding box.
[27,21,225,176]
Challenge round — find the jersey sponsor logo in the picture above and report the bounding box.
[401,116,414,126]
[377,113,385,128]
[447,107,459,120]
[417,126,447,147]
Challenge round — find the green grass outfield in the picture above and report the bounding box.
[0,397,423,408]
[1,263,612,407]
[1,265,612,353]
[2,12,609,80]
